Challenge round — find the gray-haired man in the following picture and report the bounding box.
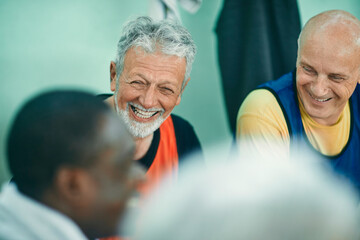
[102,17,203,193]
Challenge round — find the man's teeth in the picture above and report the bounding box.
[313,96,331,102]
[314,98,330,102]
[309,93,331,102]
[131,106,157,119]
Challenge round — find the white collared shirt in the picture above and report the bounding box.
[0,183,88,240]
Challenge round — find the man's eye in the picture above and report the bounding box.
[160,87,174,94]
[131,81,144,85]
[303,66,313,73]
[330,75,344,81]
[129,81,146,89]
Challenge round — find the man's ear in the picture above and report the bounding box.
[110,61,117,92]
[54,167,95,204]
[176,78,190,105]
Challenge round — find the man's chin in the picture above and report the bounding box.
[118,109,167,138]
[127,118,164,138]
[129,128,155,139]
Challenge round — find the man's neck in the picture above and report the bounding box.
[133,133,154,160]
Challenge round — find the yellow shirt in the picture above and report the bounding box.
[236,89,350,158]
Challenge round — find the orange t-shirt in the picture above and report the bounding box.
[101,116,179,240]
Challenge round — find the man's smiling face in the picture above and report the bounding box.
[111,47,187,138]
[296,24,360,126]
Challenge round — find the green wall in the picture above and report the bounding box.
[298,0,360,25]
[0,0,359,184]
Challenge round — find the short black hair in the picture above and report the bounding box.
[7,90,110,198]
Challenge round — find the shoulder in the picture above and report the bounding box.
[352,84,360,101]
[237,89,289,138]
[238,89,282,120]
[170,114,194,130]
[169,114,198,140]
[169,114,203,161]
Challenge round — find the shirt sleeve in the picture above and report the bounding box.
[236,89,290,159]
[171,115,205,166]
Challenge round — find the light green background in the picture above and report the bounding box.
[0,0,359,184]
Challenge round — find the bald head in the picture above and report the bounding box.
[298,10,360,55]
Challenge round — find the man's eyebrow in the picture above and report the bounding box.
[130,73,179,86]
[329,73,345,76]
[329,73,348,78]
[299,61,313,68]
[159,80,178,86]
[128,73,148,81]
[137,73,148,80]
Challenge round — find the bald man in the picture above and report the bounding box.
[236,10,360,191]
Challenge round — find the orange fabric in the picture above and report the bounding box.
[138,116,179,195]
[100,116,178,240]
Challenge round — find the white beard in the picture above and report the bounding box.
[118,103,167,138]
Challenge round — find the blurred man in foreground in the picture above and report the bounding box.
[0,90,144,240]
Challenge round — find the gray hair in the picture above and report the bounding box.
[114,16,196,89]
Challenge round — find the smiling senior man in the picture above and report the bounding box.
[236,10,360,191]
[102,16,203,193]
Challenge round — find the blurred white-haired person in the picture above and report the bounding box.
[124,147,360,240]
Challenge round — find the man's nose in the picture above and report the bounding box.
[140,86,157,109]
[311,74,329,96]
